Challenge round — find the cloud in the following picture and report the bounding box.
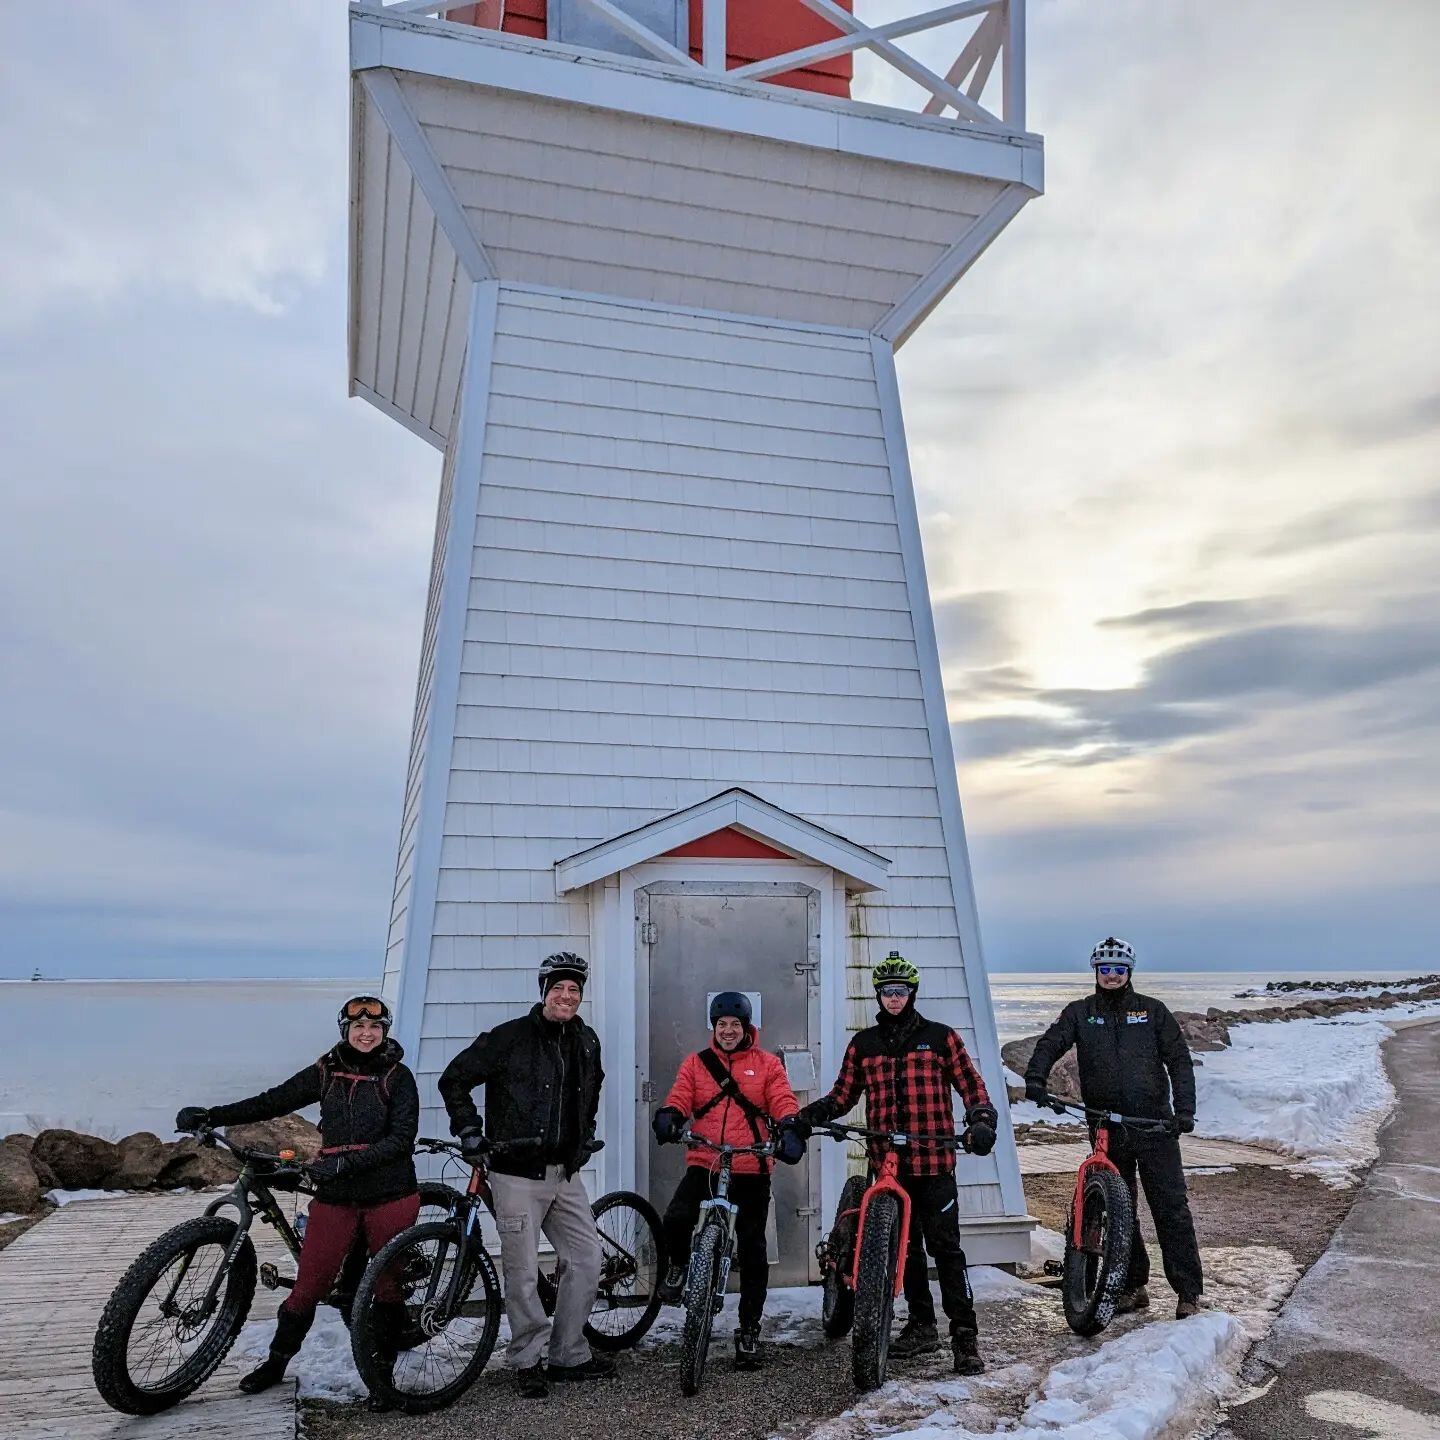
[1097,600,1274,633]
[931,591,1018,671]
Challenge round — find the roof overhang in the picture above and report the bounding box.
[554,788,891,895]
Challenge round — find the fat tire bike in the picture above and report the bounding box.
[672,1131,774,1397]
[350,1136,664,1413]
[812,1121,971,1392]
[90,1124,460,1415]
[1036,1091,1178,1337]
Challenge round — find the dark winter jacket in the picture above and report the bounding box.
[1025,985,1196,1122]
[438,1004,604,1179]
[208,1039,419,1206]
[801,1007,990,1176]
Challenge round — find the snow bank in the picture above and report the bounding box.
[1196,1001,1440,1184]
[235,1309,365,1403]
[0,1211,27,1225]
[45,1188,130,1206]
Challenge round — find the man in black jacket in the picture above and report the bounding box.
[1024,937,1204,1318]
[438,952,610,1398]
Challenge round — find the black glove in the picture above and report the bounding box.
[307,1153,352,1183]
[963,1103,998,1158]
[796,1100,836,1133]
[1175,1113,1195,1135]
[651,1107,685,1145]
[175,1106,211,1133]
[458,1125,487,1159]
[774,1118,807,1165]
[1024,1078,1046,1105]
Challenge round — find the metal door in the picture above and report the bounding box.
[637,881,821,1284]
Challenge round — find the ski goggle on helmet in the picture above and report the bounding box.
[337,995,393,1035]
[1089,937,1135,975]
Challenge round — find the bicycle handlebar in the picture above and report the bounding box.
[812,1121,966,1149]
[416,1135,545,1158]
[1036,1093,1178,1135]
[678,1130,775,1158]
[178,1125,308,1171]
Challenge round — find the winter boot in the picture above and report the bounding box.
[658,1261,686,1305]
[516,1362,548,1399]
[734,1325,763,1370]
[549,1352,618,1381]
[238,1309,308,1394]
[1115,1285,1150,1314]
[362,1301,406,1412]
[1175,1294,1203,1319]
[890,1317,941,1358]
[951,1331,985,1376]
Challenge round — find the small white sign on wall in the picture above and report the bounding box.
[707,991,762,1029]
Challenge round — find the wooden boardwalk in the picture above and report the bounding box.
[1017,1134,1287,1176]
[0,1193,296,1440]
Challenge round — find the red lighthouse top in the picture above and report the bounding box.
[451,1,854,97]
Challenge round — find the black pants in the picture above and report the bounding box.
[662,1166,772,1330]
[899,1172,977,1340]
[1101,1126,1204,1300]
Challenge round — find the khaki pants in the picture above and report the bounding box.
[490,1166,603,1369]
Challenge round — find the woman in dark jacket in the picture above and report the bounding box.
[175,994,420,1395]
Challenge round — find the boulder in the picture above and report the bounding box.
[225,1114,321,1163]
[1000,1036,1081,1103]
[110,1132,172,1190]
[157,1138,240,1190]
[3,1133,35,1155]
[0,1143,41,1214]
[31,1130,121,1190]
[1174,1010,1231,1053]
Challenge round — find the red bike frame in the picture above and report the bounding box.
[1070,1123,1122,1248]
[849,1150,912,1298]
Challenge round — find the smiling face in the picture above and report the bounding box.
[713,1015,745,1051]
[1095,965,1131,991]
[542,978,583,1023]
[347,1017,385,1052]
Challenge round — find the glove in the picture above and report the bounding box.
[651,1107,685,1145]
[963,1104,997,1158]
[1175,1113,1195,1135]
[774,1118,807,1165]
[796,1100,835,1133]
[1024,1078,1046,1105]
[175,1106,211,1133]
[458,1125,487,1159]
[307,1153,352,1183]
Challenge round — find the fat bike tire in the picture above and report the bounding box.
[91,1215,256,1415]
[850,1192,901,1392]
[679,1222,725,1397]
[821,1175,867,1340]
[1062,1169,1134,1337]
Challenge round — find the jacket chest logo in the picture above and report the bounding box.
[914,1043,932,1051]
[1126,1011,1150,1025]
[1086,1016,1106,1026]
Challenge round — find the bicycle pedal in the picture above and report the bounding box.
[1042,1259,1063,1277]
[259,1262,280,1291]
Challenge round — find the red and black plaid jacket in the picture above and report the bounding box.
[807,1010,990,1176]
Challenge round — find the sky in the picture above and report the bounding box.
[1,2,1436,979]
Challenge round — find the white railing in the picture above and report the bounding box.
[372,0,1027,132]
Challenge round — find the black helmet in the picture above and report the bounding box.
[337,994,392,1037]
[709,991,752,1027]
[538,951,589,995]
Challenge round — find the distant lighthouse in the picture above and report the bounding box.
[347,0,1043,1272]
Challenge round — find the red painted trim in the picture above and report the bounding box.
[661,827,792,861]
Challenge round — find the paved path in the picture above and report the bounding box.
[1016,1134,1284,1176]
[0,1192,296,1440]
[1220,1020,1440,1439]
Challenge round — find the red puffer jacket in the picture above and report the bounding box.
[662,1029,800,1176]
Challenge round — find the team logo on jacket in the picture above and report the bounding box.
[1086,1016,1106,1026]
[915,1043,932,1051]
[1126,1010,1150,1025]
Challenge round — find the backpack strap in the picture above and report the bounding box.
[693,1048,769,1154]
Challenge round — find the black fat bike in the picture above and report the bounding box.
[349,1136,664,1413]
[90,1125,460,1415]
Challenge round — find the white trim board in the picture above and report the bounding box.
[351,378,448,451]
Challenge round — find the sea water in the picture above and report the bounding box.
[0,971,1420,1138]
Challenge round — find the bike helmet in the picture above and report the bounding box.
[538,951,589,995]
[709,991,752,1027]
[337,994,393,1037]
[1089,937,1136,969]
[871,950,920,991]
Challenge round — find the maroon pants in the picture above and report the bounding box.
[280,1193,420,1327]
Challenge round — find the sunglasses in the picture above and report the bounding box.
[343,997,387,1020]
[877,984,913,999]
[1095,965,1130,977]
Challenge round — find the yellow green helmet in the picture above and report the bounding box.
[872,950,920,991]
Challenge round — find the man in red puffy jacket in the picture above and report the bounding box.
[651,991,801,1370]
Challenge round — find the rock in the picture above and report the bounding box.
[1174,1010,1231,1052]
[110,1132,172,1190]
[31,1130,121,1190]
[1000,1036,1081,1103]
[0,1144,41,1213]
[224,1114,321,1163]
[157,1138,240,1190]
[3,1133,35,1155]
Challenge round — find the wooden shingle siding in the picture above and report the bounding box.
[394,74,1004,329]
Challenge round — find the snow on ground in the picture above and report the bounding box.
[1195,1000,1440,1184]
[44,1188,131,1206]
[236,1308,366,1403]
[1009,1100,1085,1128]
[0,1211,26,1224]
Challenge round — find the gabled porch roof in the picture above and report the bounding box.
[554,787,891,894]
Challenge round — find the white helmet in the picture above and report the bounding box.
[1089,937,1135,969]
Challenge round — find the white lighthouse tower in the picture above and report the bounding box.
[349,0,1042,1271]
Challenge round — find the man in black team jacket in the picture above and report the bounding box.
[438,952,610,1398]
[1024,937,1204,1318]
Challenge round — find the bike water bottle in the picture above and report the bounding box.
[296,1212,308,1247]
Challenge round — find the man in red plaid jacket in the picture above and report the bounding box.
[788,951,998,1375]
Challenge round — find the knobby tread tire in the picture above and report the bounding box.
[350,1220,501,1415]
[1062,1169,1134,1337]
[587,1189,665,1351]
[822,1175,867,1340]
[851,1192,901,1392]
[679,1221,725,1397]
[91,1214,256,1415]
